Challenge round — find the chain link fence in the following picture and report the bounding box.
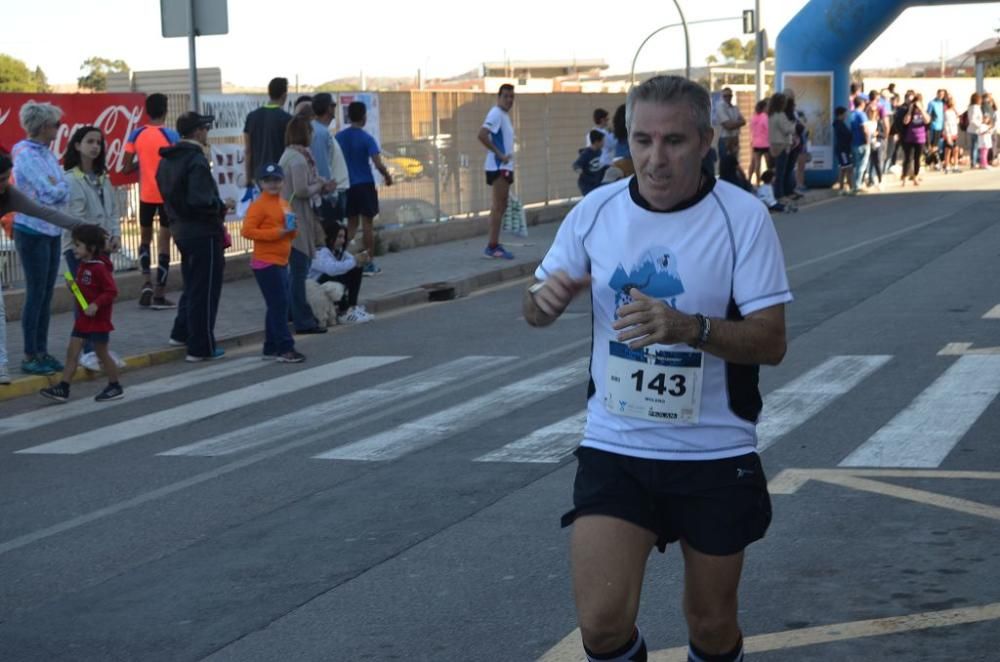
[3,91,626,287]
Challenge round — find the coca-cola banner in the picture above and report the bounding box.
[0,93,147,186]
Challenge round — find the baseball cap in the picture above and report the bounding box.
[258,163,284,180]
[176,111,215,136]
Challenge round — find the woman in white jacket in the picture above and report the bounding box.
[63,125,122,365]
[307,223,373,324]
[967,93,992,170]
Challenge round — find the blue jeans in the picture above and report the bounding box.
[14,230,61,357]
[253,265,294,355]
[852,145,870,191]
[969,134,979,163]
[288,248,318,331]
[772,151,789,199]
[63,249,95,354]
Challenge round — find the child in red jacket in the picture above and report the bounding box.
[40,224,123,403]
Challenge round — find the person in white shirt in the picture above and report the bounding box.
[585,108,618,168]
[310,93,350,238]
[524,75,790,662]
[477,84,516,260]
[714,87,746,166]
[308,223,373,324]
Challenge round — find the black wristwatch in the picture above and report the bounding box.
[689,313,711,349]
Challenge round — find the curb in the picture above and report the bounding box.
[0,260,540,404]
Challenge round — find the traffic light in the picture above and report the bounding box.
[743,9,755,35]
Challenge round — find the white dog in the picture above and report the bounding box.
[305,279,345,327]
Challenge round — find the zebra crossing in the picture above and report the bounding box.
[4,350,999,469]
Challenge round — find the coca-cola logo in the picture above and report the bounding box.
[50,104,143,175]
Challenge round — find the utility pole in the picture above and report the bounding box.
[187,0,199,111]
[755,0,765,101]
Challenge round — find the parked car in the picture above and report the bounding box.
[382,151,424,180]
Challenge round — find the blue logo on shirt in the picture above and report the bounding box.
[609,247,685,313]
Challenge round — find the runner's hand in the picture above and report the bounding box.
[530,271,591,318]
[613,288,697,349]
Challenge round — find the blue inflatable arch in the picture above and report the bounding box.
[775,0,993,186]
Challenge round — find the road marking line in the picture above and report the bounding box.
[815,473,1000,521]
[0,357,267,437]
[840,355,1000,467]
[757,355,892,451]
[539,603,1000,661]
[938,342,1000,355]
[15,356,408,455]
[314,357,590,461]
[474,411,587,463]
[160,357,515,456]
[984,304,1000,319]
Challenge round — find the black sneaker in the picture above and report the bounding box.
[40,382,70,403]
[276,350,306,363]
[95,382,124,402]
[139,283,153,308]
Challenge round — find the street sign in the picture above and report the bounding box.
[742,9,755,34]
[161,0,228,38]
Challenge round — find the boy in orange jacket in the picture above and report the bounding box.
[241,163,304,362]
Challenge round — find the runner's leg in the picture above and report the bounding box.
[680,540,745,657]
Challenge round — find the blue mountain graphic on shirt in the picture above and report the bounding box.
[609,247,684,312]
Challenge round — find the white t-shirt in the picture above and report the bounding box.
[483,106,515,172]
[536,177,793,461]
[714,101,744,138]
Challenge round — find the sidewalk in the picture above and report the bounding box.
[0,219,562,402]
[0,184,840,403]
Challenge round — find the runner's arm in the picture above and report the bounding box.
[121,152,138,175]
[478,127,508,163]
[523,271,591,327]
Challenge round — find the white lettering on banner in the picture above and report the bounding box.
[201,94,295,138]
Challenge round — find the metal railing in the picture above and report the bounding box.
[2,90,627,287]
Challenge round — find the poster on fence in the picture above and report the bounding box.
[781,72,833,171]
[200,94,295,139]
[209,143,246,219]
[0,93,147,186]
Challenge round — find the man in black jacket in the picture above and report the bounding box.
[156,112,229,362]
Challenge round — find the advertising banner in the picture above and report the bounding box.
[782,72,834,171]
[0,93,147,186]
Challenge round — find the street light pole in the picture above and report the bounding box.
[630,16,744,88]
[672,0,691,80]
[187,0,200,111]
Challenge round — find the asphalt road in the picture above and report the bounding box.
[1,172,999,661]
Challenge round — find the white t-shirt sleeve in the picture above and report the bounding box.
[535,202,591,281]
[483,107,503,133]
[732,205,793,316]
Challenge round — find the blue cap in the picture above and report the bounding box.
[258,163,284,180]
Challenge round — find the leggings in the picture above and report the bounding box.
[318,266,363,311]
[866,144,883,184]
[902,142,923,179]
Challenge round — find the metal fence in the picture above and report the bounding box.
[2,91,627,287]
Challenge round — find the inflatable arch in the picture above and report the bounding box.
[775,0,994,186]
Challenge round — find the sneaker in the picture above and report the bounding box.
[95,382,124,402]
[139,283,153,308]
[151,296,177,310]
[168,337,186,347]
[0,365,10,385]
[79,352,101,372]
[40,353,64,372]
[362,262,382,276]
[337,307,373,324]
[483,244,514,260]
[40,381,70,403]
[262,353,279,361]
[795,186,809,194]
[276,350,306,363]
[22,356,55,375]
[185,348,225,363]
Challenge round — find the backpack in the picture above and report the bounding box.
[959,111,969,132]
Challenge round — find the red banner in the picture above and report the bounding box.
[0,93,148,186]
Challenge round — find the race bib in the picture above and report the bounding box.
[604,341,703,424]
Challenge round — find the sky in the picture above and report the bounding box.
[2,1,998,88]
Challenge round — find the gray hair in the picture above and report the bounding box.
[19,101,62,137]
[625,75,712,136]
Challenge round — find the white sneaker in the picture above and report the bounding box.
[0,365,10,385]
[337,308,373,324]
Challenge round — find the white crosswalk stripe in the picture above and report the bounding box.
[757,355,893,451]
[159,356,516,457]
[474,411,587,463]
[983,304,1000,319]
[15,356,408,455]
[840,355,1000,468]
[314,357,590,462]
[0,357,268,438]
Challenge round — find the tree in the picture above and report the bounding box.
[77,56,130,92]
[706,54,719,65]
[0,53,49,92]
[714,38,775,63]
